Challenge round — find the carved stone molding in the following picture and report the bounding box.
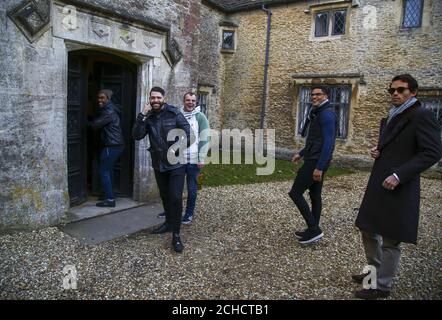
[164,38,182,68]
[8,0,50,43]
[93,28,109,38]
[120,34,135,45]
[144,40,156,50]
[52,3,163,58]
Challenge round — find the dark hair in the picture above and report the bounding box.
[391,74,418,92]
[183,91,196,101]
[311,86,329,97]
[150,86,165,97]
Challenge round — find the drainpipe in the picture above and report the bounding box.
[260,4,272,130]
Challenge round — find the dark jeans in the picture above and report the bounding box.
[185,164,200,216]
[288,160,326,230]
[99,145,124,201]
[154,165,186,233]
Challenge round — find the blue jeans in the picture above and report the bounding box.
[185,164,200,216]
[99,145,124,200]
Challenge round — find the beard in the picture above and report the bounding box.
[151,101,164,110]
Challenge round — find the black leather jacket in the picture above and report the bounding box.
[132,104,193,172]
[89,101,125,146]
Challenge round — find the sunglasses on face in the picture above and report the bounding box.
[387,87,409,95]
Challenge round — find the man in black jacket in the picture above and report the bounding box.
[289,86,337,245]
[89,89,125,208]
[132,87,192,253]
[353,74,442,299]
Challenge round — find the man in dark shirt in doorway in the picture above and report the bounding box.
[289,86,337,245]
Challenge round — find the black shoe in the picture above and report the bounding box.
[354,289,390,300]
[172,233,184,253]
[96,200,116,207]
[151,223,172,234]
[157,212,166,219]
[295,229,308,239]
[352,273,370,284]
[298,227,323,244]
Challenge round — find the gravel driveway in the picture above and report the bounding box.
[0,171,440,299]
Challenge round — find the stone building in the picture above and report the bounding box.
[1,0,441,231]
[1,0,207,231]
[204,0,442,163]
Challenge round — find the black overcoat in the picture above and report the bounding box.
[355,102,442,244]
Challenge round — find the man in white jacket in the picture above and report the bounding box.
[157,92,210,224]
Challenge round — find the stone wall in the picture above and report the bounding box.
[197,4,224,130]
[0,0,204,232]
[0,0,68,231]
[218,0,442,156]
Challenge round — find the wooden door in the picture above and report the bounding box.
[91,61,135,197]
[67,55,87,206]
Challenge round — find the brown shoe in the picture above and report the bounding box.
[354,289,390,300]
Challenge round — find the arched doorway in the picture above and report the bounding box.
[67,50,137,207]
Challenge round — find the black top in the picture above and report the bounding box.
[89,101,125,146]
[132,104,193,172]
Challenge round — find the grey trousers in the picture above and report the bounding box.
[361,231,402,291]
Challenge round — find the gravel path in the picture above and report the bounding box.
[0,171,441,299]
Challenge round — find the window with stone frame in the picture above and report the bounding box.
[221,30,235,50]
[420,95,442,138]
[314,9,347,37]
[197,91,208,116]
[403,0,424,28]
[297,85,351,139]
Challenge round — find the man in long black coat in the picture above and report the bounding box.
[353,74,442,299]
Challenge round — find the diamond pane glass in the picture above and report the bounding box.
[297,85,351,139]
[198,92,208,115]
[332,10,346,35]
[315,12,329,37]
[420,96,442,139]
[222,31,234,50]
[403,0,423,28]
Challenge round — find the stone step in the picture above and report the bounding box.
[59,203,164,245]
[63,198,148,224]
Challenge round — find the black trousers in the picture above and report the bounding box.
[154,166,186,233]
[288,160,326,230]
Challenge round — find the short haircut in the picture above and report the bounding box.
[311,85,329,97]
[150,86,165,97]
[391,74,418,93]
[183,91,196,101]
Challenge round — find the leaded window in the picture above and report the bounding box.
[403,0,424,28]
[420,96,442,138]
[222,30,235,50]
[332,9,347,35]
[314,9,347,37]
[197,92,208,115]
[297,85,351,139]
[315,12,329,37]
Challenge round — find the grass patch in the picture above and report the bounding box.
[200,154,354,188]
